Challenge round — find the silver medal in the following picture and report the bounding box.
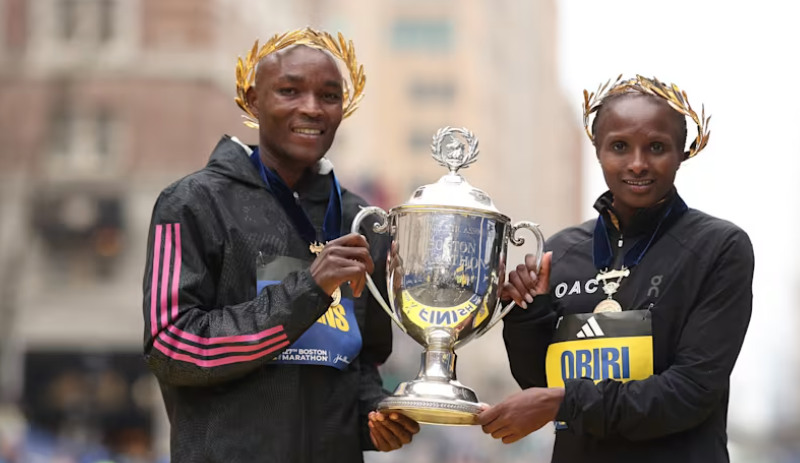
[593,267,630,313]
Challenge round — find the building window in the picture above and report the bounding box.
[98,0,115,43]
[95,110,113,157]
[59,0,79,40]
[391,19,453,52]
[409,80,456,104]
[51,105,72,156]
[55,0,117,46]
[48,105,119,174]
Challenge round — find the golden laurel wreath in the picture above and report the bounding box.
[234,27,366,129]
[582,74,711,159]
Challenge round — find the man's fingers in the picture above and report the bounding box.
[372,412,403,448]
[365,256,375,276]
[379,419,413,444]
[368,422,390,451]
[321,257,369,298]
[332,232,370,249]
[328,247,375,273]
[368,425,380,449]
[371,421,395,450]
[389,413,420,434]
[347,266,367,298]
[323,235,375,273]
[502,433,524,445]
[344,263,364,298]
[329,258,366,279]
[373,419,402,449]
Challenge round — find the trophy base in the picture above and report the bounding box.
[377,378,483,426]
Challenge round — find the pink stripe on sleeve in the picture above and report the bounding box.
[150,225,163,337]
[168,324,285,345]
[171,223,182,322]
[155,223,288,355]
[154,339,290,368]
[157,331,288,357]
[160,224,173,329]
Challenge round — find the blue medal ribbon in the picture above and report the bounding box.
[249,148,343,244]
[592,195,688,271]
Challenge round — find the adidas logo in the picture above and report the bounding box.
[576,316,604,338]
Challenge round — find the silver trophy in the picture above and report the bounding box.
[351,127,545,426]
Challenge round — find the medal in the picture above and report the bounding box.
[309,242,325,255]
[593,267,630,313]
[250,147,345,310]
[310,241,341,308]
[594,299,623,313]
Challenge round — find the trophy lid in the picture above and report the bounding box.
[403,127,501,214]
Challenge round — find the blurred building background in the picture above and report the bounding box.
[1,0,797,462]
[0,1,580,461]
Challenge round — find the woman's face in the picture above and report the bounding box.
[594,95,685,216]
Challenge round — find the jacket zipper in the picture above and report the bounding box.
[612,233,624,269]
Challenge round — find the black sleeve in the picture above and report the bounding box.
[502,294,559,389]
[354,214,394,451]
[358,361,389,451]
[358,304,392,450]
[556,229,754,441]
[142,185,333,387]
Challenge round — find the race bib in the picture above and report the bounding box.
[545,311,653,388]
[546,311,653,431]
[257,255,362,370]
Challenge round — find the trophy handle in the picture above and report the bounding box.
[351,206,406,332]
[481,221,545,334]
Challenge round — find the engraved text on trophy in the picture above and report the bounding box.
[395,214,498,329]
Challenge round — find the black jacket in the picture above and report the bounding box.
[141,136,393,463]
[502,190,754,463]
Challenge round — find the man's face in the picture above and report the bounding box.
[247,45,344,167]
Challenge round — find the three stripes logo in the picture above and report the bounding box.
[576,316,604,338]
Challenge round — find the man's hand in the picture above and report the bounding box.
[478,387,564,444]
[368,411,420,452]
[499,251,552,309]
[309,233,375,298]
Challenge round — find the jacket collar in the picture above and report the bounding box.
[205,135,336,203]
[593,187,679,237]
[205,135,264,189]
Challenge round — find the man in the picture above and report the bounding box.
[141,28,418,463]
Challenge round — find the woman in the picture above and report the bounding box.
[478,75,754,463]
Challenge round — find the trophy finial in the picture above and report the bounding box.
[430,127,480,174]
